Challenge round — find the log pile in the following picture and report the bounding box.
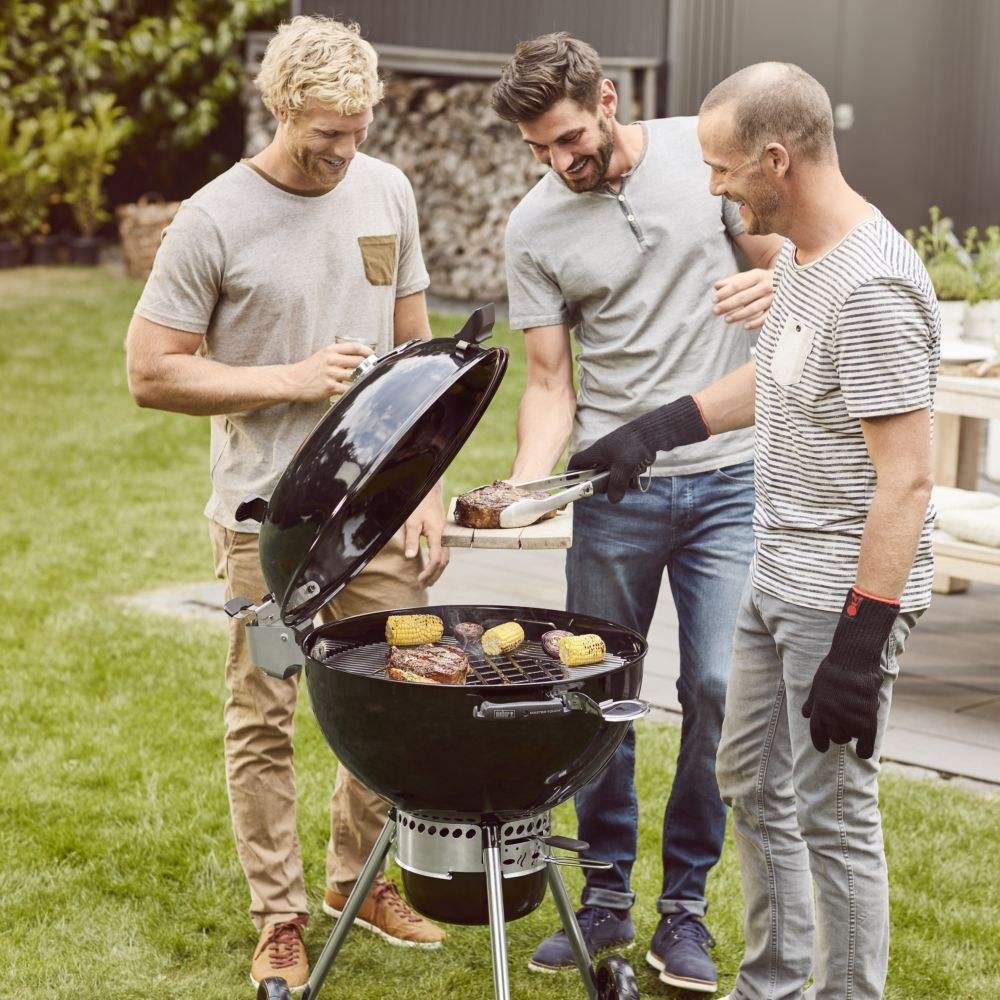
[245,75,547,301]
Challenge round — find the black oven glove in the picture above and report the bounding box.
[802,587,899,760]
[567,395,710,503]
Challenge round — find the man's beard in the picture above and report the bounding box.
[288,138,348,188]
[558,117,615,193]
[741,179,781,236]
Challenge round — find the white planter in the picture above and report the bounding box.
[964,299,1000,347]
[938,299,966,342]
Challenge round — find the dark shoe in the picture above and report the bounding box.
[645,910,718,993]
[528,906,635,972]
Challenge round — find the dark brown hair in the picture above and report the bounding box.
[491,32,603,123]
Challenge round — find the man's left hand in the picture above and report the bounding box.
[713,269,774,331]
[802,588,898,760]
[403,487,450,586]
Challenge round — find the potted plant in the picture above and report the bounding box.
[0,110,59,267]
[907,206,975,342]
[964,225,1000,349]
[56,95,133,265]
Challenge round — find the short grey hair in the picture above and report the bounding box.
[701,62,836,162]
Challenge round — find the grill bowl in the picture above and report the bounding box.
[304,604,645,821]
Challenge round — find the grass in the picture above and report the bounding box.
[1,267,998,999]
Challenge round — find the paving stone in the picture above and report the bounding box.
[124,548,1000,784]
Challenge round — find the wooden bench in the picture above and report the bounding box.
[932,375,1000,593]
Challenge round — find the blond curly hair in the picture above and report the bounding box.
[254,16,383,120]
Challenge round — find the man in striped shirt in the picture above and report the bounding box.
[569,63,939,999]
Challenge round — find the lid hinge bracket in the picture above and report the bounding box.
[224,595,308,679]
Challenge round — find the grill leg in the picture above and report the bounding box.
[303,813,397,1000]
[546,862,598,1000]
[483,826,512,1000]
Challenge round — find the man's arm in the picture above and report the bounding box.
[125,314,371,416]
[713,232,785,330]
[509,323,576,481]
[393,290,432,345]
[391,289,448,586]
[693,360,756,434]
[855,407,934,598]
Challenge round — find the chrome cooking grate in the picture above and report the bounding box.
[309,635,624,686]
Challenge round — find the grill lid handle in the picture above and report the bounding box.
[473,691,649,724]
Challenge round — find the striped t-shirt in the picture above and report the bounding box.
[751,208,940,613]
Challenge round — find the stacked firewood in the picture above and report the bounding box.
[363,76,547,301]
[245,75,547,301]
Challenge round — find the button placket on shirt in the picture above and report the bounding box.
[608,181,646,248]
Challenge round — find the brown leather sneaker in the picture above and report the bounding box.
[250,918,310,992]
[323,878,446,949]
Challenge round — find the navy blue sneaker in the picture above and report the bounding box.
[645,910,718,993]
[528,906,635,972]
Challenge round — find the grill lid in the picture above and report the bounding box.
[251,306,507,625]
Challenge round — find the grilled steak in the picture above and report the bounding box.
[455,480,556,529]
[385,643,470,685]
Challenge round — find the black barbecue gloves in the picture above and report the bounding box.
[567,395,710,503]
[802,587,899,760]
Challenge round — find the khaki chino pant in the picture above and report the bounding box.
[210,522,426,929]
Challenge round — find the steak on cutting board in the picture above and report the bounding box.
[454,480,556,529]
[385,644,470,684]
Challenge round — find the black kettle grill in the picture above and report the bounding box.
[226,306,647,1000]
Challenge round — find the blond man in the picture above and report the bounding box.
[126,15,448,990]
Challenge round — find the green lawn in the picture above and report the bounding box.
[1,267,998,999]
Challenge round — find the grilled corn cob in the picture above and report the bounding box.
[385,614,444,647]
[558,633,607,667]
[481,621,525,656]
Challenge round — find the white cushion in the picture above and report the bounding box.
[932,486,1000,513]
[935,508,1000,548]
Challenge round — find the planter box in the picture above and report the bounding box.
[938,299,966,341]
[965,299,1000,347]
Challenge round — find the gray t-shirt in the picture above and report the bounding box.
[505,116,755,477]
[134,155,429,532]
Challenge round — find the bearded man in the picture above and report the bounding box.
[492,33,784,993]
[126,15,448,991]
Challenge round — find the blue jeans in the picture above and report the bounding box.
[567,459,755,916]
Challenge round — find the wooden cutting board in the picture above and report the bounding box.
[442,497,573,549]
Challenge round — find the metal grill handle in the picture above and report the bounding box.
[474,691,648,723]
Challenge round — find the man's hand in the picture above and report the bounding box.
[403,486,449,587]
[802,588,898,760]
[568,396,709,504]
[287,342,373,402]
[713,268,774,330]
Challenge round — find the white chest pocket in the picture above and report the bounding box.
[770,315,816,387]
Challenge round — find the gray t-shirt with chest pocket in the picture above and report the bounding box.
[134,154,429,532]
[505,115,755,477]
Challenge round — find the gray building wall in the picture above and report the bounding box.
[295,0,668,58]
[668,0,1000,233]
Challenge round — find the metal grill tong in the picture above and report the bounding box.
[495,468,610,529]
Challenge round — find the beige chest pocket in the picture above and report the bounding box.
[770,315,816,387]
[358,234,397,286]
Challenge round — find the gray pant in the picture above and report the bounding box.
[716,584,920,1000]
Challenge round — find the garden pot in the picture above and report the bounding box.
[964,300,1000,346]
[68,236,101,266]
[0,240,24,269]
[938,299,966,342]
[29,235,62,266]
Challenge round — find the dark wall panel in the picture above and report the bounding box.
[302,0,668,58]
[666,0,1000,232]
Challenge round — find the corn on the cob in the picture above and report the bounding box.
[558,633,607,667]
[385,614,444,647]
[481,621,525,656]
